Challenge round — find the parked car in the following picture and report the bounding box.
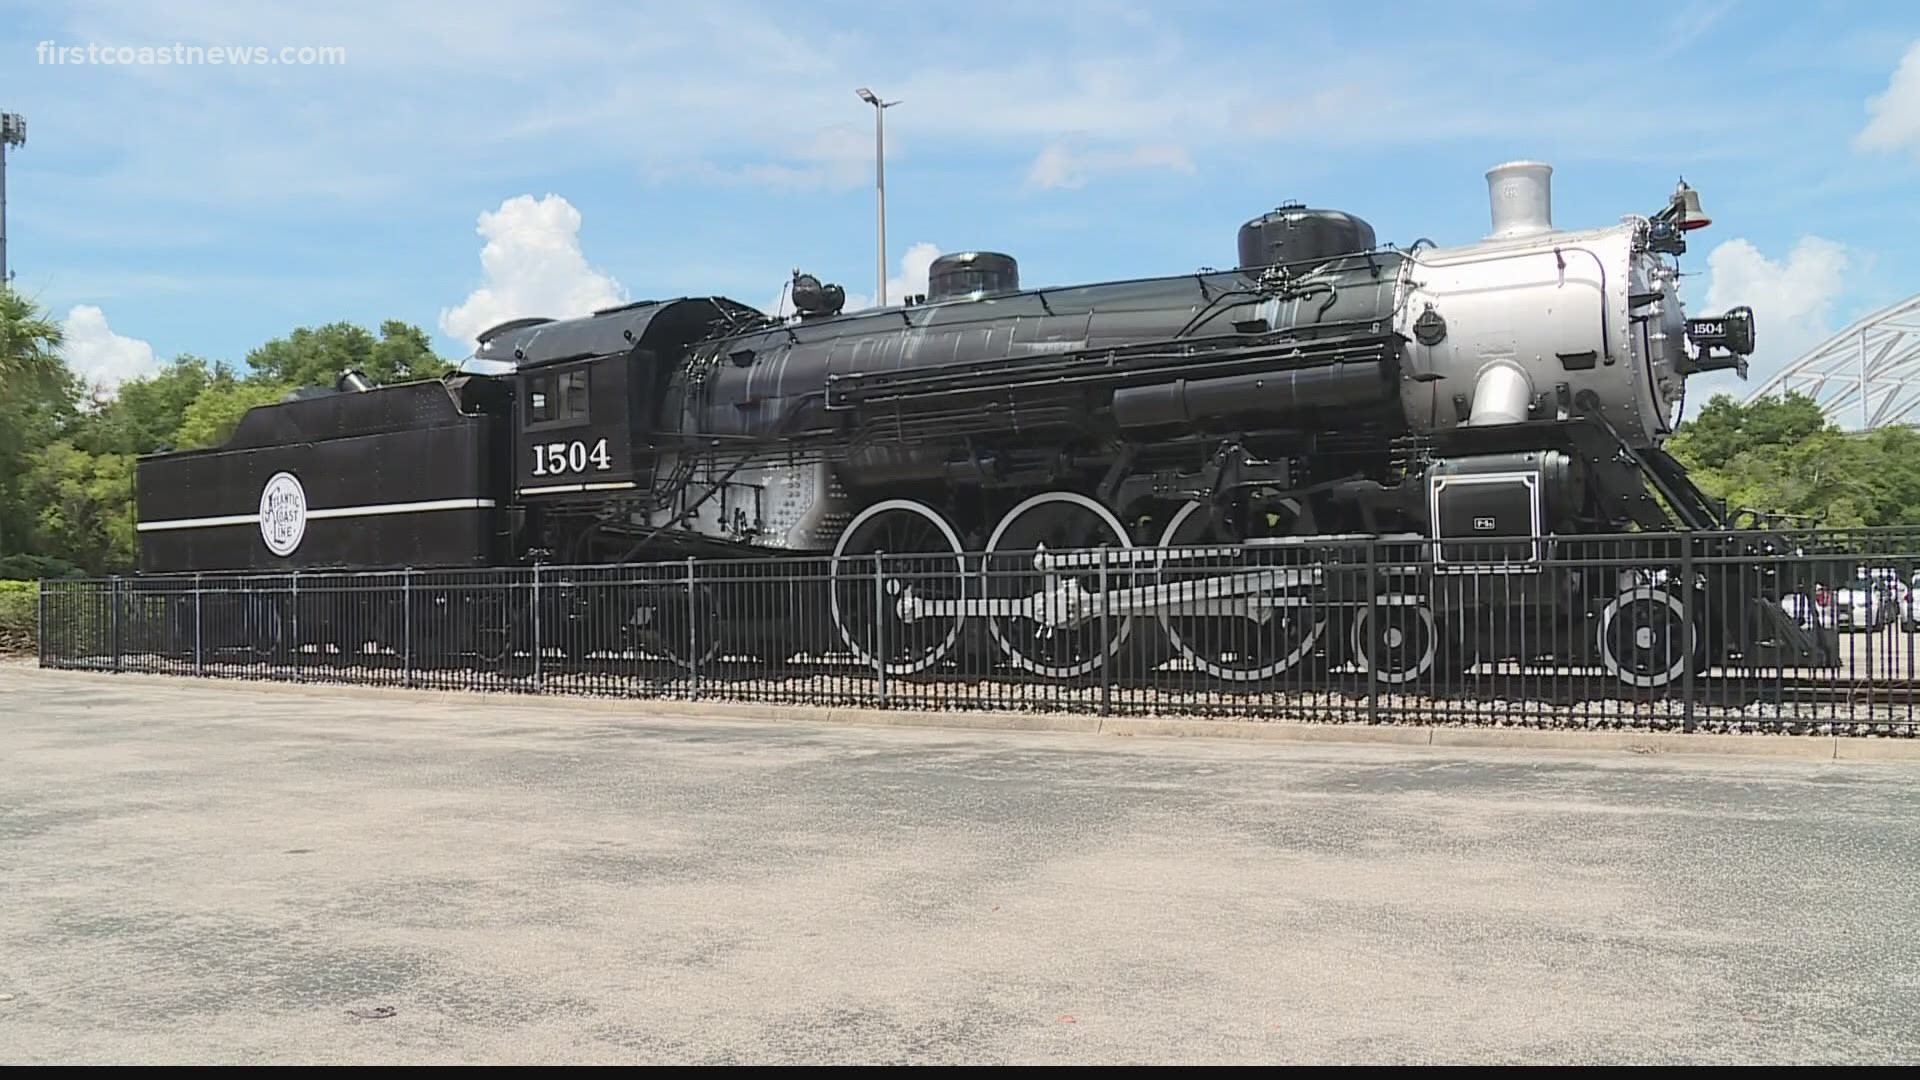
[1780,590,1829,630]
[1780,568,1916,633]
[1829,570,1909,632]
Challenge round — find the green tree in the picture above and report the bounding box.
[20,441,136,573]
[172,379,293,450]
[367,320,451,382]
[0,288,84,559]
[1666,392,1920,527]
[1851,425,1920,527]
[75,355,239,456]
[244,320,451,388]
[0,285,64,396]
[1666,391,1830,473]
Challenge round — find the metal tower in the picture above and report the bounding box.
[1744,293,1920,429]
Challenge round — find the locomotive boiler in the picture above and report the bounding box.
[135,161,1827,688]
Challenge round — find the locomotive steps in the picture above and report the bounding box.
[17,661,1920,763]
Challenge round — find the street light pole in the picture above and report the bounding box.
[856,88,897,307]
[0,137,8,289]
[0,113,23,555]
[0,112,25,286]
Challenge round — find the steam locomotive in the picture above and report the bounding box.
[135,161,1832,687]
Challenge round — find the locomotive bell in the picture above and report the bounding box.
[1670,179,1711,231]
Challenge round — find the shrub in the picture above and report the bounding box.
[0,579,37,653]
[0,554,87,580]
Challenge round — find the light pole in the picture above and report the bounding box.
[0,112,23,556]
[856,88,897,307]
[0,111,24,286]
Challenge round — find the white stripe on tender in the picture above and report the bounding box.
[306,498,497,519]
[136,498,497,532]
[518,480,637,495]
[134,512,261,532]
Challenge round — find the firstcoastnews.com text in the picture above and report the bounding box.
[36,42,347,67]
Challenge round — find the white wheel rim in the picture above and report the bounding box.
[1155,500,1321,681]
[1351,602,1437,685]
[831,499,966,676]
[984,491,1133,679]
[1599,586,1690,689]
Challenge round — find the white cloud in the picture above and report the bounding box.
[844,242,943,311]
[888,241,943,305]
[59,305,158,394]
[1025,143,1196,190]
[1697,236,1849,394]
[438,194,625,345]
[1856,40,1920,154]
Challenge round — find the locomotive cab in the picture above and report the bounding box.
[472,297,766,503]
[516,353,637,496]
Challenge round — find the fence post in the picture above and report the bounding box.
[193,573,204,677]
[1681,540,1696,734]
[1365,540,1378,724]
[873,550,889,706]
[290,571,301,682]
[686,557,701,700]
[1098,545,1112,717]
[1862,573,1877,703]
[36,578,47,667]
[532,564,544,693]
[402,571,414,689]
[111,576,123,673]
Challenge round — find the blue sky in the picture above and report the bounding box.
[3,0,1919,411]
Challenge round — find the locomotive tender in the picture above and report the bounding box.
[135,161,1830,688]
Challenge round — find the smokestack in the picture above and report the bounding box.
[1485,160,1553,240]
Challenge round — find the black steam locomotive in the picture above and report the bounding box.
[135,161,1832,687]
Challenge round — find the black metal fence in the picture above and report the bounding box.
[36,528,1920,735]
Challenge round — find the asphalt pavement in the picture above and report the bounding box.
[2,666,1917,1064]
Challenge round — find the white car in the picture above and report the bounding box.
[1780,591,1828,630]
[1826,571,1909,632]
[1780,569,1916,633]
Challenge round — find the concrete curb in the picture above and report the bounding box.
[1833,737,1920,762]
[15,662,1920,763]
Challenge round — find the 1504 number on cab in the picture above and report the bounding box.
[530,438,613,477]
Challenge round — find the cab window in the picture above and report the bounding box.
[526,369,590,426]
[560,370,588,419]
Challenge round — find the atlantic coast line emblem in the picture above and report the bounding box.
[258,471,307,556]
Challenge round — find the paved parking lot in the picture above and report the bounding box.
[2,665,1918,1064]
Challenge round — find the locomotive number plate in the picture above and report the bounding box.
[530,438,614,477]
